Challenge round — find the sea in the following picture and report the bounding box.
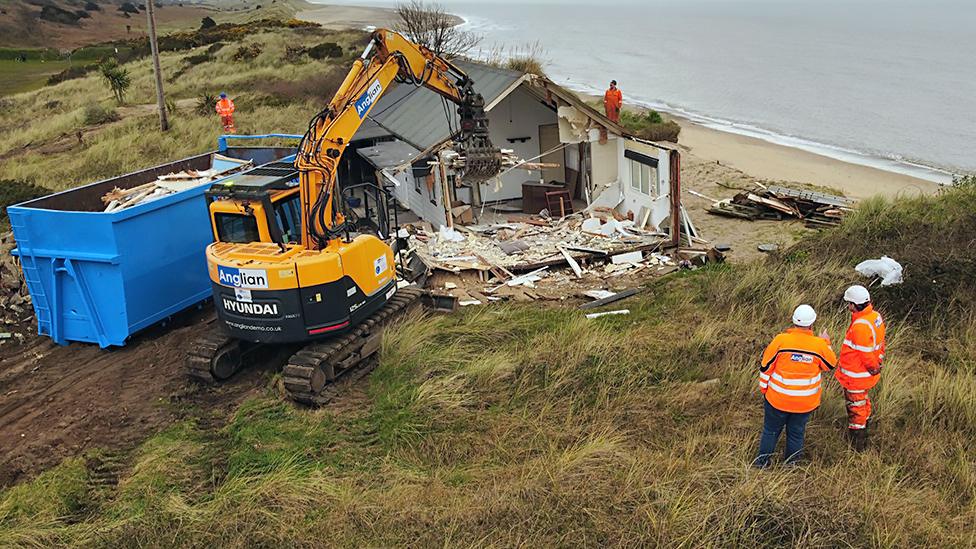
[313,0,976,182]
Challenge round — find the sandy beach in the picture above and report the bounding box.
[673,117,942,200]
[297,4,401,30]
[298,3,463,31]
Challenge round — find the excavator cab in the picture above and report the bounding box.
[205,161,303,246]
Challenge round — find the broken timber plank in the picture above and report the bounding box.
[558,246,583,279]
[579,288,640,310]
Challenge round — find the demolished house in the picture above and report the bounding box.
[336,61,708,306]
[343,60,693,239]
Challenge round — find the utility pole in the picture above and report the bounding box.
[145,0,169,131]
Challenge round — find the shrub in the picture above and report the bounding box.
[75,9,91,19]
[84,1,100,11]
[1,180,50,223]
[39,5,82,25]
[619,109,681,142]
[306,42,342,60]
[232,44,262,61]
[283,45,307,63]
[47,65,91,85]
[200,16,216,30]
[286,18,320,29]
[196,93,218,116]
[505,56,545,76]
[118,2,139,15]
[99,60,131,105]
[81,104,120,125]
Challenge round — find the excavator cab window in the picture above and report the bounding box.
[214,213,260,244]
[273,193,302,244]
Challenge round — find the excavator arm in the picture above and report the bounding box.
[296,28,501,250]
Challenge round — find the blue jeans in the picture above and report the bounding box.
[754,398,811,468]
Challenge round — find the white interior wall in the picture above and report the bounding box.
[477,87,560,202]
[589,135,620,193]
[391,167,447,227]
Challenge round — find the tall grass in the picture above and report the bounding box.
[0,28,363,191]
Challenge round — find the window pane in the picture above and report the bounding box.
[631,160,640,190]
[215,213,260,244]
[640,166,649,194]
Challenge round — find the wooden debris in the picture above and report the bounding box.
[578,288,640,310]
[706,184,855,226]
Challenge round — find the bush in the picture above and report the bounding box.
[118,2,139,15]
[81,104,120,125]
[619,109,681,142]
[39,5,82,25]
[505,56,545,76]
[1,180,50,223]
[75,9,91,19]
[283,45,307,63]
[286,18,320,29]
[47,65,92,85]
[84,1,100,11]
[200,16,216,30]
[99,60,131,105]
[196,93,218,116]
[232,43,262,61]
[306,42,342,60]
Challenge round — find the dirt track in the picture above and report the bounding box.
[0,312,270,487]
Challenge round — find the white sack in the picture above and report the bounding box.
[855,256,903,286]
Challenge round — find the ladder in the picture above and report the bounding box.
[8,218,53,338]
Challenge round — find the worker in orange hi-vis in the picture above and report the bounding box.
[215,92,236,133]
[835,285,886,452]
[604,80,622,123]
[753,304,836,468]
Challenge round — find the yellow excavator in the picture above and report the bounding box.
[186,29,502,404]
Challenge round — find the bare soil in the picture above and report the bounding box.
[0,311,271,487]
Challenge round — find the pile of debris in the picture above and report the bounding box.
[398,209,718,308]
[100,156,253,213]
[0,231,32,343]
[706,184,855,227]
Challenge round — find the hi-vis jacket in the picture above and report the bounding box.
[215,97,236,116]
[760,327,837,413]
[835,305,886,391]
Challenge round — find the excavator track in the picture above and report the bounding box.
[282,286,423,406]
[185,327,242,384]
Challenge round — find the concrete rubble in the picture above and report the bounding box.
[0,231,31,343]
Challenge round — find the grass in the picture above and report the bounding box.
[0,27,364,191]
[0,60,71,96]
[619,108,681,142]
[1,181,975,545]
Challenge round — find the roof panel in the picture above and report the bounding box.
[353,60,523,151]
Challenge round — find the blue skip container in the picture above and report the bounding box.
[8,135,301,348]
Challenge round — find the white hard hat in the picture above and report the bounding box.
[792,304,817,327]
[844,285,871,305]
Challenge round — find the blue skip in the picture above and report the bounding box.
[7,135,301,348]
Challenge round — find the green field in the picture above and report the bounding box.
[0,59,71,96]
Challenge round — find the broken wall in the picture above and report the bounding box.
[391,163,448,227]
[479,87,561,202]
[619,139,672,231]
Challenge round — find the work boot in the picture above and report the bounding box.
[852,429,868,452]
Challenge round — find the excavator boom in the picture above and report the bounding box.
[296,28,501,249]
